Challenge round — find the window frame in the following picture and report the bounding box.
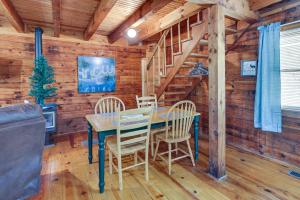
[280,25,300,114]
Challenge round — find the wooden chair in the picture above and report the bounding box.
[107,107,153,190]
[95,96,125,114]
[153,100,196,175]
[136,95,158,108]
[136,95,166,157]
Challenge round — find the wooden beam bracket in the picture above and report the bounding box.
[0,0,24,32]
[84,0,117,40]
[52,0,61,37]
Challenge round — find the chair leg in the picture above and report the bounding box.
[175,143,178,155]
[117,155,123,190]
[109,150,112,174]
[151,134,154,157]
[145,149,149,181]
[153,139,161,161]
[168,143,172,175]
[186,140,195,167]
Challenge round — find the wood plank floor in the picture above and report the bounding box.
[30,133,300,200]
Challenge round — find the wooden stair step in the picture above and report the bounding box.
[164,91,186,95]
[199,39,208,45]
[181,38,192,43]
[181,64,194,68]
[183,61,197,66]
[163,98,180,102]
[173,52,183,56]
[226,27,238,34]
[190,21,203,27]
[175,74,201,78]
[168,83,193,88]
[174,74,190,78]
[190,53,209,58]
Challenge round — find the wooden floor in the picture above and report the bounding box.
[30,133,300,200]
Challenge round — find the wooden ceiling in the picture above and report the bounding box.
[0,0,298,43]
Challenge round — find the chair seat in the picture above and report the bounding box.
[107,139,146,155]
[151,127,167,134]
[156,133,191,143]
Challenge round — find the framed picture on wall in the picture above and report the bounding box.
[78,56,116,93]
[241,60,257,76]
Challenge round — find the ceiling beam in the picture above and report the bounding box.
[188,0,258,22]
[0,0,24,32]
[83,0,117,40]
[108,0,173,44]
[259,0,300,18]
[132,2,203,44]
[52,0,61,37]
[248,0,283,11]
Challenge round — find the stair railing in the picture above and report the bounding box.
[144,29,169,95]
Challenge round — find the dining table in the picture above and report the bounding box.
[85,106,201,193]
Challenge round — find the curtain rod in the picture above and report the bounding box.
[280,19,300,27]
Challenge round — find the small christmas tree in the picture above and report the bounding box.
[29,56,57,106]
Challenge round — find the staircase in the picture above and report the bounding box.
[142,9,239,106]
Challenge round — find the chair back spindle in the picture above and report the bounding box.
[165,100,196,140]
[95,96,125,114]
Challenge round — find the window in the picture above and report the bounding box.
[280,27,300,111]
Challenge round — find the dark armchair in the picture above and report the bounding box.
[0,104,46,200]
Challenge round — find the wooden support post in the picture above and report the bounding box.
[208,4,226,179]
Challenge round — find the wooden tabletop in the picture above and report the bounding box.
[86,106,200,132]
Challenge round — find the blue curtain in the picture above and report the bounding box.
[254,22,282,133]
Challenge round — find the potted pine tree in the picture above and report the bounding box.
[29,56,57,106]
[29,55,57,145]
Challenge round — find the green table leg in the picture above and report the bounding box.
[88,122,93,164]
[194,115,200,160]
[98,133,105,193]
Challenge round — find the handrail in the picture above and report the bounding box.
[146,29,170,70]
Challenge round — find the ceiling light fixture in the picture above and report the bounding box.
[127,28,137,38]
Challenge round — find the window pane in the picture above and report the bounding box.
[280,27,300,109]
[281,71,300,108]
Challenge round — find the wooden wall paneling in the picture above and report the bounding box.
[0,34,145,134]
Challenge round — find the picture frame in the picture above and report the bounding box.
[77,56,116,93]
[241,60,257,76]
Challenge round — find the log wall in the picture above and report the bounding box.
[0,34,145,134]
[190,7,300,166]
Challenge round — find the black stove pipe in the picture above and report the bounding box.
[35,27,43,58]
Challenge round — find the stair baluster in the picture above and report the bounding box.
[187,17,190,40]
[178,22,181,53]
